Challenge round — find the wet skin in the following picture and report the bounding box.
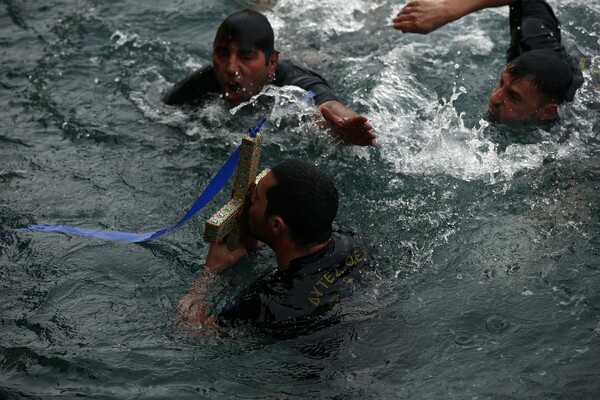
[488,70,557,123]
[212,40,278,106]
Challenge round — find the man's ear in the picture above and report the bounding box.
[268,215,285,236]
[537,102,559,122]
[267,51,279,77]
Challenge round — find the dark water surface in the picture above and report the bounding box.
[1,0,599,399]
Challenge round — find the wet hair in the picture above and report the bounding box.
[265,159,338,247]
[214,9,275,61]
[505,49,574,104]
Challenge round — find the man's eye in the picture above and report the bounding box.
[241,53,257,61]
[215,50,228,58]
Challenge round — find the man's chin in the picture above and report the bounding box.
[224,93,243,106]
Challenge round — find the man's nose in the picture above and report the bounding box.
[489,86,503,105]
[226,56,240,76]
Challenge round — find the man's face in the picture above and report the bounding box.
[245,171,277,244]
[488,70,553,123]
[212,40,277,106]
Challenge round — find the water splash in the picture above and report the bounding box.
[229,84,316,123]
[380,85,573,183]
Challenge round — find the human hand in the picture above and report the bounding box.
[204,240,248,274]
[320,106,376,146]
[392,0,456,34]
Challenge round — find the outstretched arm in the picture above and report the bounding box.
[392,0,516,34]
[317,100,376,146]
[177,241,247,326]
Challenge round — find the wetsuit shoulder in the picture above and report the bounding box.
[507,0,563,61]
[507,0,583,101]
[216,229,374,330]
[163,65,220,106]
[273,60,338,106]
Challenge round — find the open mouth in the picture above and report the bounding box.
[227,82,241,93]
[224,82,245,103]
[487,104,500,122]
[225,82,242,97]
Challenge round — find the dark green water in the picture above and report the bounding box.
[1,1,599,398]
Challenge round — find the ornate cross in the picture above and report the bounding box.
[203,121,268,249]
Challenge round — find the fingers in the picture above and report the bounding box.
[339,117,376,146]
[392,1,419,27]
[392,12,421,32]
[231,246,248,260]
[205,239,248,273]
[346,126,377,146]
[391,1,434,34]
[346,116,370,128]
[319,106,376,146]
[361,130,377,146]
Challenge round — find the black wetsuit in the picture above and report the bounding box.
[508,0,583,100]
[216,228,373,330]
[164,60,338,106]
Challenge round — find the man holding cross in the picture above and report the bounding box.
[178,159,374,330]
[164,9,376,146]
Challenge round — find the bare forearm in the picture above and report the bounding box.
[177,241,247,326]
[177,269,217,325]
[393,0,517,34]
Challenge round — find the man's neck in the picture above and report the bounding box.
[275,238,331,271]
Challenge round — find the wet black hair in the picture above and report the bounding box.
[214,9,275,61]
[265,159,338,247]
[506,49,574,104]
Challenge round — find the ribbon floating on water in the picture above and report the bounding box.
[0,118,267,243]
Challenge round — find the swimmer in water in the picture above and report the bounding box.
[392,0,584,124]
[165,9,376,146]
[177,159,375,330]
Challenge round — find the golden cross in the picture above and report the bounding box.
[203,129,268,250]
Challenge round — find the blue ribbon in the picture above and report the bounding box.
[1,119,266,243]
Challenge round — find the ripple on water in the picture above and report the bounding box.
[485,314,510,335]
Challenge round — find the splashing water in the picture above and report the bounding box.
[380,85,576,183]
